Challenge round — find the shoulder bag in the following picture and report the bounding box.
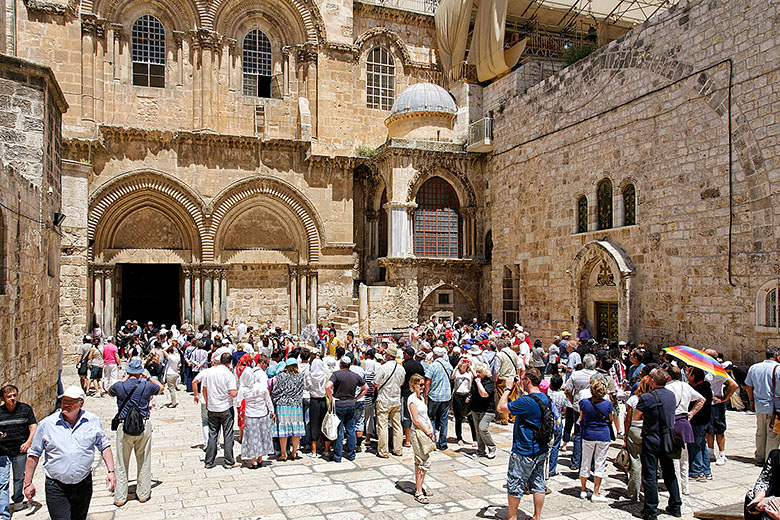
[111,380,142,432]
[613,446,630,473]
[321,398,340,441]
[651,390,683,458]
[588,397,616,441]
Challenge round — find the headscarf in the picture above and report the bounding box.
[236,352,253,379]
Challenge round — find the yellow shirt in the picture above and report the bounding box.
[326,336,342,356]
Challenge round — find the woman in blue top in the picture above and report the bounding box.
[579,376,614,502]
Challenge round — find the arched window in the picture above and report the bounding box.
[414,177,459,258]
[378,188,388,258]
[577,195,588,233]
[243,30,273,98]
[484,230,493,262]
[623,183,636,226]
[766,288,778,328]
[597,178,613,230]
[502,266,519,326]
[366,47,395,110]
[132,15,166,87]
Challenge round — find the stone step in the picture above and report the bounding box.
[333,316,357,325]
[340,310,358,318]
[345,305,359,312]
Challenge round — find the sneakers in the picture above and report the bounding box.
[665,507,682,518]
[591,494,608,503]
[716,453,727,466]
[580,491,589,500]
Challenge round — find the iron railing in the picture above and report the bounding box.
[467,116,493,147]
[356,0,438,14]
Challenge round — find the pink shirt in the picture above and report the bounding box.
[103,342,119,365]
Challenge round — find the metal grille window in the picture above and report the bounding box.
[413,177,459,258]
[132,15,166,88]
[502,266,520,327]
[378,189,388,258]
[577,195,588,233]
[623,183,636,226]
[366,47,395,110]
[243,30,273,98]
[597,178,613,230]
[766,288,778,328]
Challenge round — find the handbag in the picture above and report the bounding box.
[613,446,630,473]
[589,398,616,441]
[111,380,141,432]
[77,354,89,377]
[415,428,437,455]
[321,399,340,441]
[651,390,683,459]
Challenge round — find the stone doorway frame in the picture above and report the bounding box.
[569,240,635,341]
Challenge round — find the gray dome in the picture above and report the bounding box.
[389,82,457,118]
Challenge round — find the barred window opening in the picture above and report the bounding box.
[132,15,166,88]
[378,189,388,258]
[243,30,273,98]
[413,177,459,258]
[623,183,636,226]
[766,288,778,328]
[597,178,613,230]
[577,195,588,233]
[366,47,395,110]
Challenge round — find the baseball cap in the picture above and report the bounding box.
[60,385,86,400]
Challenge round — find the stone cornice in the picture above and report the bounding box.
[22,0,77,16]
[378,257,487,270]
[353,0,435,27]
[94,126,310,150]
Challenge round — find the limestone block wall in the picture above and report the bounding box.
[0,56,66,415]
[227,264,290,327]
[486,0,780,363]
[317,266,355,323]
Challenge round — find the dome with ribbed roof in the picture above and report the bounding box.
[388,82,457,118]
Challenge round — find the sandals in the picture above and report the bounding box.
[422,487,433,497]
[414,492,429,504]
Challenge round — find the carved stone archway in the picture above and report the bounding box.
[570,240,635,341]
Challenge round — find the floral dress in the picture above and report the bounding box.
[271,371,305,437]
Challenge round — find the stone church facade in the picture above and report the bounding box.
[8,0,780,362]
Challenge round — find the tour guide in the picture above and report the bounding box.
[23,386,116,520]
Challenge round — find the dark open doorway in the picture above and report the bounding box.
[119,264,181,327]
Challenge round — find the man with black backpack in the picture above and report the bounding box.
[108,359,163,507]
[498,368,553,520]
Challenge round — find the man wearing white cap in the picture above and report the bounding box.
[23,386,115,520]
[373,344,406,458]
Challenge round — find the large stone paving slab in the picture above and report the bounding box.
[13,368,767,520]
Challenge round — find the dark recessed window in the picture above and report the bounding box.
[623,183,636,226]
[242,30,273,98]
[577,195,588,233]
[597,178,613,230]
[414,177,459,258]
[132,15,166,88]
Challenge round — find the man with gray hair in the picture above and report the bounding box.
[424,346,453,450]
[744,347,780,463]
[564,353,598,471]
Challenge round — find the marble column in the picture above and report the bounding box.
[366,211,378,258]
[310,270,318,325]
[93,267,103,331]
[193,267,202,325]
[212,270,221,327]
[182,266,192,323]
[289,267,298,333]
[385,202,417,258]
[103,266,114,335]
[300,270,308,328]
[220,269,228,324]
[203,269,212,326]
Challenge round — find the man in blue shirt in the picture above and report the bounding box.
[424,347,453,450]
[108,360,163,506]
[498,368,549,520]
[23,386,115,520]
[744,347,780,463]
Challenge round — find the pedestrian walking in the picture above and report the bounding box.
[0,385,37,517]
[202,352,239,469]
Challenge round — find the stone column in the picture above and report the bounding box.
[366,211,377,258]
[103,265,115,335]
[81,19,96,122]
[385,202,417,258]
[460,207,476,258]
[212,269,221,327]
[358,283,368,336]
[110,24,122,81]
[220,268,228,324]
[92,266,103,331]
[289,267,298,333]
[203,269,212,325]
[310,269,318,325]
[300,269,308,328]
[182,265,192,323]
[94,25,106,122]
[174,32,186,87]
[193,267,202,325]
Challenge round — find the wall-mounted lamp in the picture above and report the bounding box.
[53,212,66,226]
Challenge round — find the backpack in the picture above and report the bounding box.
[110,380,146,436]
[527,394,555,447]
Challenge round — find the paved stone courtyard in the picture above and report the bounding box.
[16,369,764,520]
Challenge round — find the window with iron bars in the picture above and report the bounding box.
[243,29,273,98]
[132,15,166,88]
[366,47,395,110]
[413,177,459,258]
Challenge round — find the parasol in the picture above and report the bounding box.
[662,345,728,378]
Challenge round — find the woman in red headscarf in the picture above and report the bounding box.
[235,352,253,442]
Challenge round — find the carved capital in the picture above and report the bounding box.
[110,23,122,41]
[22,0,77,16]
[365,209,378,222]
[192,29,220,51]
[173,31,188,49]
[289,266,299,277]
[224,38,237,55]
[281,45,292,59]
[296,42,318,63]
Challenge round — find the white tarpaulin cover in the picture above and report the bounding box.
[434,0,473,73]
[467,0,527,82]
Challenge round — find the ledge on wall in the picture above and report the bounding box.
[378,257,488,269]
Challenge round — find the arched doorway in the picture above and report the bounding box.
[570,240,635,342]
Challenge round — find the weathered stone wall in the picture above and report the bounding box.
[487,0,780,363]
[0,55,66,414]
[227,264,290,327]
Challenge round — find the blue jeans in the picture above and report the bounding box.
[641,445,682,518]
[334,405,356,462]
[549,423,563,475]
[301,398,311,447]
[0,456,9,520]
[0,453,26,518]
[689,423,712,476]
[571,423,582,468]
[427,399,450,449]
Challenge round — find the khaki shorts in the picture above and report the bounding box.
[410,428,432,470]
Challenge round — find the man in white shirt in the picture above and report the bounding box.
[373,345,406,458]
[201,352,238,469]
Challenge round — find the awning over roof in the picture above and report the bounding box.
[508,0,674,26]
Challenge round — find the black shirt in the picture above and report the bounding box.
[637,387,676,451]
[401,359,425,397]
[0,403,37,457]
[468,377,495,413]
[329,369,366,407]
[690,379,713,427]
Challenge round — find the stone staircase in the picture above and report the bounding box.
[332,298,360,333]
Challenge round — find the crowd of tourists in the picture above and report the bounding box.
[2,316,780,520]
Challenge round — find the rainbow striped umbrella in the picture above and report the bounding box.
[663,345,728,378]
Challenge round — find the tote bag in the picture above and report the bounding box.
[321,399,341,441]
